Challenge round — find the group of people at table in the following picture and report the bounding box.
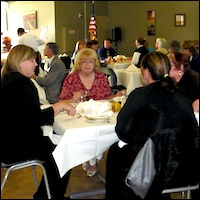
[1,33,199,199]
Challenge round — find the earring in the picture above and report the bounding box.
[178,70,182,76]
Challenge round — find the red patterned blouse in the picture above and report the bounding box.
[59,71,112,100]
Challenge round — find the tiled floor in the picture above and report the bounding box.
[1,152,190,199]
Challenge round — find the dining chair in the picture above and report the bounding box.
[106,67,126,94]
[126,127,199,199]
[1,159,51,199]
[162,182,199,199]
[60,54,71,71]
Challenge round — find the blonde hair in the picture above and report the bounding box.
[1,44,36,77]
[71,48,100,72]
[156,38,167,48]
[74,40,86,51]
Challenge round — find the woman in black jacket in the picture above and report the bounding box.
[105,52,199,200]
[168,51,199,112]
[1,44,76,199]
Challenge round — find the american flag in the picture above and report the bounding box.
[88,1,97,40]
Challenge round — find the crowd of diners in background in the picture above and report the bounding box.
[1,29,199,199]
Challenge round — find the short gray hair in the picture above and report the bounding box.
[169,40,180,52]
[46,42,59,55]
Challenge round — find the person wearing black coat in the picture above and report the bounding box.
[1,44,76,199]
[105,52,199,200]
[131,36,149,68]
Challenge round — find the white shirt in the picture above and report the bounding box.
[131,45,143,65]
[18,32,45,52]
[44,56,55,73]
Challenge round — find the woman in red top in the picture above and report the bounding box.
[59,48,125,177]
[59,48,125,102]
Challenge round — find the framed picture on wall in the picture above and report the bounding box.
[175,14,186,27]
[147,10,156,36]
[23,10,37,30]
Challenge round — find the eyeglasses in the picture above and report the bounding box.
[80,59,95,65]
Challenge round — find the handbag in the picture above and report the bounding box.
[125,137,156,199]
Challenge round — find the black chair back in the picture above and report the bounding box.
[60,56,71,70]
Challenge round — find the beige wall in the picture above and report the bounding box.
[54,1,109,55]
[107,1,199,56]
[7,1,55,56]
[5,1,199,57]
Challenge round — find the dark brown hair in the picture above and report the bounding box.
[168,51,190,72]
[141,51,175,91]
[182,41,199,55]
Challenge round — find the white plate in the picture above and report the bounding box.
[85,116,109,123]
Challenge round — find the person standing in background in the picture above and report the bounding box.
[17,27,45,76]
[32,42,67,104]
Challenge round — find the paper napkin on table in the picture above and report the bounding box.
[76,99,113,118]
[125,63,140,72]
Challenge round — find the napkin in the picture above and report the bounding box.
[125,63,140,72]
[76,99,113,118]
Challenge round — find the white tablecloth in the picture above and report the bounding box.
[107,62,131,70]
[107,62,131,85]
[117,71,144,95]
[52,111,119,178]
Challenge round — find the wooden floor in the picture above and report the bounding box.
[1,154,107,199]
[1,152,187,199]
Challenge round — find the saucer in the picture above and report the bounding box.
[85,116,110,123]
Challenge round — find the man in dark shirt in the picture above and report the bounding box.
[97,38,117,61]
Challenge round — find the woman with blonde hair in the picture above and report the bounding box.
[1,44,76,199]
[59,48,125,177]
[155,37,168,54]
[60,48,125,102]
[71,40,86,65]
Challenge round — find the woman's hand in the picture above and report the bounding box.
[52,101,76,116]
[115,89,126,97]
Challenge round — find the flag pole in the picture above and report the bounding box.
[91,1,95,41]
[88,1,97,41]
[84,1,88,42]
